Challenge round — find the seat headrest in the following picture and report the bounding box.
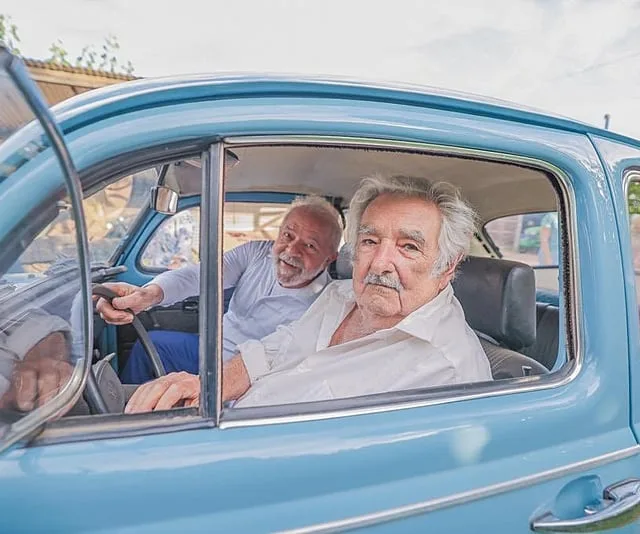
[452,257,536,349]
[335,244,354,279]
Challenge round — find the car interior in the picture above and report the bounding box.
[1,141,565,421]
[84,143,563,413]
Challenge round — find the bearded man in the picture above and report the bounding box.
[97,196,342,383]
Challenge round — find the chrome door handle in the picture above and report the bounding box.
[531,478,640,532]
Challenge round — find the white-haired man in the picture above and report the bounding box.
[125,176,492,412]
[97,196,343,383]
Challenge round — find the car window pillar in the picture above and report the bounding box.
[199,143,225,422]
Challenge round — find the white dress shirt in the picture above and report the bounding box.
[151,241,331,360]
[236,279,492,407]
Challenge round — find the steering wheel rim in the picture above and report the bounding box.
[87,284,167,414]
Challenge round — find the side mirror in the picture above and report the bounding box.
[150,186,178,214]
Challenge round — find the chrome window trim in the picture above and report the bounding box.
[278,445,640,534]
[219,135,582,428]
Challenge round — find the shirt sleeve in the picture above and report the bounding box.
[237,323,296,383]
[222,241,264,290]
[149,241,269,307]
[149,263,200,306]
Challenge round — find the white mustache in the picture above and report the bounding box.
[364,273,403,292]
[278,252,303,269]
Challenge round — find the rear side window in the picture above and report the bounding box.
[140,201,291,271]
[484,211,559,294]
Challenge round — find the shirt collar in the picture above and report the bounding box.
[337,282,454,343]
[394,284,454,342]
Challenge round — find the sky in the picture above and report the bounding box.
[3,0,640,139]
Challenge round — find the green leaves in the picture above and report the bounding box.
[0,14,21,55]
[2,13,134,75]
[628,182,640,215]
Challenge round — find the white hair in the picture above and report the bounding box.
[347,175,477,276]
[286,195,343,253]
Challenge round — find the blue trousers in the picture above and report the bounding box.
[121,330,200,384]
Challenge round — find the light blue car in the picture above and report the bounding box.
[2,46,640,533]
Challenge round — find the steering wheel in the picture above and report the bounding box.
[84,284,167,414]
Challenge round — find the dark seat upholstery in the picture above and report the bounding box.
[334,246,547,379]
[522,303,559,370]
[453,257,547,379]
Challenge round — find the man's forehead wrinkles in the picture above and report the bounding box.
[283,221,323,243]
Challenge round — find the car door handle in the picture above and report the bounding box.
[531,478,640,532]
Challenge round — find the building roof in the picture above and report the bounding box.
[1,57,137,139]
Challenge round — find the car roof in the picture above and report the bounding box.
[50,73,640,147]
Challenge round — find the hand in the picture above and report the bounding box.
[0,332,72,412]
[95,282,164,325]
[125,372,200,413]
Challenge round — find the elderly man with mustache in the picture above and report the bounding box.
[125,175,492,412]
[97,196,342,383]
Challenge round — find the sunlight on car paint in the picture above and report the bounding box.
[450,425,491,465]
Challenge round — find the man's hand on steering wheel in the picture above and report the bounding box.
[95,282,164,325]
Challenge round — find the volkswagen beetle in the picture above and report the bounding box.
[1,46,640,533]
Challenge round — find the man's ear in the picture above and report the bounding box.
[438,255,463,288]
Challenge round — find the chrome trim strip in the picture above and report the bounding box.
[219,134,582,429]
[279,445,640,534]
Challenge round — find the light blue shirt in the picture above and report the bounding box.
[151,240,331,361]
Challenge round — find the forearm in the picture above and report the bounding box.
[149,263,200,305]
[222,354,251,402]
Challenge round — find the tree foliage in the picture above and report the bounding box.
[49,34,134,75]
[628,182,640,215]
[0,14,21,54]
[1,14,134,75]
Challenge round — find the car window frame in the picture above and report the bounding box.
[31,135,581,447]
[30,142,220,446]
[217,135,581,429]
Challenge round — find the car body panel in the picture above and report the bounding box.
[1,74,640,531]
[590,135,640,444]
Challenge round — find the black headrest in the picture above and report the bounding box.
[452,257,536,350]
